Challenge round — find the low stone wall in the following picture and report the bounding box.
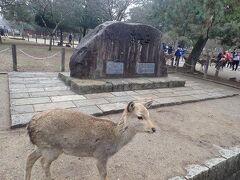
[59,73,185,95]
[170,146,240,180]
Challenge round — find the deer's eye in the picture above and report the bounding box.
[137,116,143,120]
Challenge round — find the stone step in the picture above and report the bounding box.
[59,72,186,95]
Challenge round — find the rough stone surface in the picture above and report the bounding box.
[69,21,167,78]
[11,113,35,127]
[217,146,240,159]
[184,164,209,179]
[11,105,34,115]
[204,157,226,168]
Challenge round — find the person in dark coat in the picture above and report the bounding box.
[68,33,73,44]
[168,46,173,54]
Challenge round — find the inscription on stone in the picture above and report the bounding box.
[106,61,124,74]
[136,63,155,74]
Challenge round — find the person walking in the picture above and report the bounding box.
[226,51,233,68]
[175,46,182,67]
[68,33,73,44]
[232,51,239,71]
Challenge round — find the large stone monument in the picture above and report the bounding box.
[70,21,167,78]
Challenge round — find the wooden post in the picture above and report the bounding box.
[61,48,65,72]
[12,44,17,71]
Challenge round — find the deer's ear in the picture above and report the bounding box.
[144,100,153,109]
[127,101,135,112]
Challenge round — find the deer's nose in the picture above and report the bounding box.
[151,127,156,133]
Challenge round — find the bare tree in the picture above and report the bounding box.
[29,0,76,50]
[0,0,25,43]
[98,0,143,21]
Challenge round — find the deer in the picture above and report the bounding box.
[25,100,156,180]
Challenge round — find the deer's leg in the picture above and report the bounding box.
[40,148,61,180]
[96,158,108,180]
[25,148,42,180]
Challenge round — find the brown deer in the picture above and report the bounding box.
[25,101,156,180]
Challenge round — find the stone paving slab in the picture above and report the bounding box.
[84,92,115,99]
[50,95,86,102]
[8,72,239,128]
[11,105,34,115]
[10,87,45,93]
[10,92,30,99]
[11,97,51,106]
[98,103,127,114]
[33,101,76,112]
[29,90,75,98]
[78,105,103,115]
[73,98,109,107]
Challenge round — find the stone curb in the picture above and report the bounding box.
[169,147,240,180]
[58,73,186,95]
[10,93,238,129]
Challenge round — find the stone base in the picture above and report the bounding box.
[59,72,186,95]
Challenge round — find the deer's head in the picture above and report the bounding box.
[123,101,156,134]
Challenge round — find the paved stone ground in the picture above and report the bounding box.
[9,72,239,128]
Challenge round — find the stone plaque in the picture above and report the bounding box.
[106,61,124,74]
[136,63,155,74]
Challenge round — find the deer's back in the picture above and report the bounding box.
[27,109,117,156]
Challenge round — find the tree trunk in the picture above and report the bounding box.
[49,35,53,51]
[184,35,208,72]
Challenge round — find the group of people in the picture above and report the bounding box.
[216,49,240,71]
[162,43,187,67]
[162,43,174,55]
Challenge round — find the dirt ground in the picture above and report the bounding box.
[0,74,10,130]
[0,39,73,72]
[1,94,240,180]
